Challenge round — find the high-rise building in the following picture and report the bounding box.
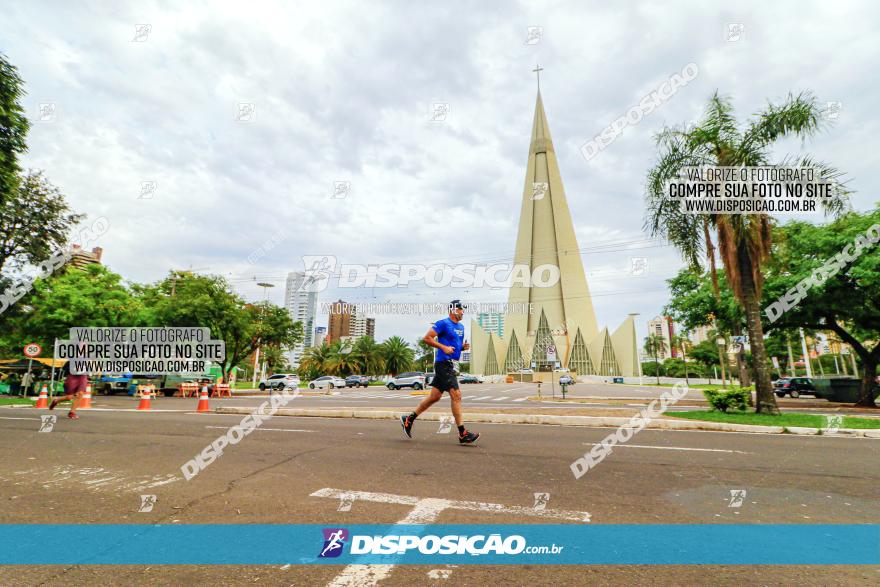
[328,300,355,343]
[314,326,327,347]
[647,316,676,360]
[476,312,504,338]
[285,272,318,366]
[68,245,103,269]
[365,317,375,339]
[470,88,638,378]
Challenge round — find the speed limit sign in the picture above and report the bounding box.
[24,343,42,358]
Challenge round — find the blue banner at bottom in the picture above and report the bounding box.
[0,525,877,565]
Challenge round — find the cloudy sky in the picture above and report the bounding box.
[6,0,878,344]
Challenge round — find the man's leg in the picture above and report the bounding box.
[448,388,463,426]
[414,388,442,416]
[69,391,83,415]
[49,394,73,410]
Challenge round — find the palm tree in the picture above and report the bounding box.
[646,91,850,414]
[325,340,357,376]
[298,343,334,379]
[350,336,385,376]
[381,336,414,376]
[672,332,691,385]
[644,334,668,385]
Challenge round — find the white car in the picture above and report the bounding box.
[308,376,346,390]
[259,373,300,391]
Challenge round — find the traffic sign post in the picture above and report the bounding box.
[23,343,41,398]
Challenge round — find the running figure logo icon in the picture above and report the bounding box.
[319,528,349,558]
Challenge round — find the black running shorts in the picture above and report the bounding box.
[432,360,459,392]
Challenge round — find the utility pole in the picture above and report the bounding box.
[787,335,797,377]
[252,282,275,387]
[799,328,813,378]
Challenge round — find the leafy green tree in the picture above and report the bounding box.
[298,343,334,381]
[413,337,433,371]
[671,333,691,384]
[689,339,720,370]
[762,210,880,406]
[646,91,851,414]
[325,340,358,376]
[381,336,414,376]
[145,272,302,382]
[0,54,30,209]
[10,264,144,350]
[261,344,291,375]
[0,170,84,275]
[643,334,667,384]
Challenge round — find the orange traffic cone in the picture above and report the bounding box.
[80,384,93,409]
[196,386,210,412]
[34,385,49,408]
[136,387,152,410]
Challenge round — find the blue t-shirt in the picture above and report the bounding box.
[433,317,465,362]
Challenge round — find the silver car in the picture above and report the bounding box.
[386,372,426,390]
[308,376,346,390]
[259,373,300,391]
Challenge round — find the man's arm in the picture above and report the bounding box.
[423,327,454,356]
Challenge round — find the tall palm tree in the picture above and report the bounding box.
[646,91,850,414]
[381,336,414,376]
[671,332,691,385]
[644,334,668,385]
[325,340,357,376]
[298,343,333,379]
[350,336,385,376]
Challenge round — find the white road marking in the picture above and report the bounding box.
[471,396,492,401]
[512,398,528,402]
[205,426,312,433]
[0,416,38,421]
[314,487,589,587]
[491,397,510,401]
[582,442,750,453]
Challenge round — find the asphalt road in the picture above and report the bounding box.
[0,405,877,586]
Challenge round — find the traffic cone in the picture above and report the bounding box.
[196,386,210,413]
[80,384,93,409]
[34,385,49,408]
[136,387,152,410]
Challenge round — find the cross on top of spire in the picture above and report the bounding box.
[532,64,543,92]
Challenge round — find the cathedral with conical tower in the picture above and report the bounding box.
[469,88,639,379]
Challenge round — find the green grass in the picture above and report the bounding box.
[667,410,880,429]
[0,397,35,406]
[641,382,753,392]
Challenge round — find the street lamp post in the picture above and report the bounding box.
[252,282,275,388]
[716,336,727,388]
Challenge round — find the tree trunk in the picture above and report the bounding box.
[737,246,779,414]
[856,358,878,408]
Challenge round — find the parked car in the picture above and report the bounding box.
[308,376,346,390]
[387,372,426,390]
[259,373,300,391]
[773,377,816,398]
[345,375,370,388]
[459,374,483,384]
[559,375,575,386]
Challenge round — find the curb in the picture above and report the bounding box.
[215,406,795,434]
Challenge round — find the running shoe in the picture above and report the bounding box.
[68,412,79,419]
[458,429,480,444]
[400,414,414,438]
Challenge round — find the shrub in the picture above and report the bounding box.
[703,387,750,413]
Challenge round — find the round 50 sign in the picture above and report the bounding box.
[24,343,42,358]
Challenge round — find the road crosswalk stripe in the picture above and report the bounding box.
[492,396,510,401]
[512,397,528,402]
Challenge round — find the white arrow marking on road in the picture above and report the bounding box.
[313,487,590,587]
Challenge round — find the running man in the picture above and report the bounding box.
[400,300,480,444]
[49,362,88,419]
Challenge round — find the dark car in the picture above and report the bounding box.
[345,375,370,388]
[773,377,816,398]
[459,374,483,384]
